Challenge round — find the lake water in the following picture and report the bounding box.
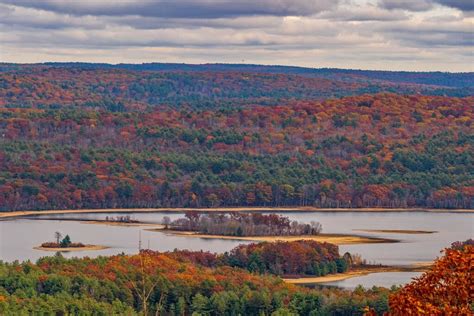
[1,211,472,288]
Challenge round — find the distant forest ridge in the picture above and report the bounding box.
[1,62,473,88]
[0,63,473,112]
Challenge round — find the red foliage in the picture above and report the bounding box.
[387,245,474,315]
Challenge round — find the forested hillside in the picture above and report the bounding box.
[1,240,472,315]
[1,64,472,111]
[0,245,388,315]
[0,64,472,211]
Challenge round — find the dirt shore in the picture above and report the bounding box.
[33,245,109,252]
[1,206,472,220]
[152,230,398,245]
[353,229,437,234]
[283,264,431,284]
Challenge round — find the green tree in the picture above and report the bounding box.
[60,235,71,248]
[192,293,210,315]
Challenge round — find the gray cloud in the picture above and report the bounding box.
[379,0,434,11]
[435,0,474,12]
[0,4,104,29]
[0,0,338,18]
[0,0,472,71]
[319,6,408,21]
[379,0,474,12]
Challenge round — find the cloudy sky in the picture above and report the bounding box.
[0,0,472,71]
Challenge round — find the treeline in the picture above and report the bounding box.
[222,241,347,275]
[0,93,472,211]
[104,215,138,223]
[168,240,348,276]
[167,212,322,237]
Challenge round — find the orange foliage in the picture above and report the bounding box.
[387,245,474,315]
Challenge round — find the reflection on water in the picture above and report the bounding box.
[1,211,472,288]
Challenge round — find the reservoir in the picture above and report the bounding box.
[1,210,472,288]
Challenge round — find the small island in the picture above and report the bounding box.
[35,232,108,252]
[154,212,397,245]
[161,212,322,236]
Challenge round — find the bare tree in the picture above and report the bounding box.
[310,221,322,234]
[54,231,62,244]
[162,216,171,230]
[123,252,165,316]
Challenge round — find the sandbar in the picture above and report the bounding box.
[151,230,398,245]
[354,229,437,234]
[283,264,431,284]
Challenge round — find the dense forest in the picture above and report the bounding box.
[1,64,473,111]
[167,240,348,277]
[0,240,472,315]
[0,64,473,211]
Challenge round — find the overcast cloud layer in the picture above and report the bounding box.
[0,0,472,71]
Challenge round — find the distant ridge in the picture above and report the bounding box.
[1,62,473,88]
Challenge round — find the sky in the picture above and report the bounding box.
[0,0,472,71]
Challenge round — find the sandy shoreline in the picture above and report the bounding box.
[353,229,437,234]
[283,264,431,284]
[33,245,109,252]
[1,206,472,220]
[151,230,398,245]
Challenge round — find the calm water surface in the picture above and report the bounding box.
[318,272,422,289]
[1,211,472,288]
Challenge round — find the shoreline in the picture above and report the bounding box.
[81,220,164,228]
[1,206,473,220]
[33,245,109,252]
[152,230,399,245]
[353,229,437,234]
[283,264,431,284]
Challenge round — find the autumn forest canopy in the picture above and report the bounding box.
[0,63,473,211]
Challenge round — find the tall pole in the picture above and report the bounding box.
[139,230,142,252]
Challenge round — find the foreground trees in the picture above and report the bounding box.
[1,240,471,315]
[0,245,386,315]
[386,241,474,315]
